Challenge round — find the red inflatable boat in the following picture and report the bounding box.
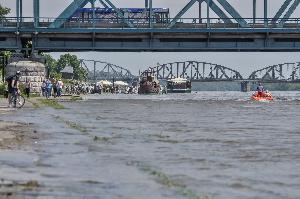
[251,92,274,101]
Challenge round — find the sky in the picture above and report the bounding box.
[1,0,300,77]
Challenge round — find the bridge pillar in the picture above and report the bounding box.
[241,81,251,92]
[253,0,256,24]
[264,0,268,27]
[16,0,20,27]
[199,0,202,23]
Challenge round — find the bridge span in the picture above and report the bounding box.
[145,61,300,82]
[78,58,300,86]
[1,0,300,52]
[142,61,300,91]
[80,59,138,82]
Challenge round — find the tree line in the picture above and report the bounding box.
[44,53,88,81]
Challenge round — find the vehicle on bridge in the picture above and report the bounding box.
[71,8,170,24]
[166,78,192,93]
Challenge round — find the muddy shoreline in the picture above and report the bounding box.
[0,120,38,150]
[0,97,71,199]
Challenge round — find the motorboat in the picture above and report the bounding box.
[251,91,274,101]
[138,70,160,94]
[114,81,129,94]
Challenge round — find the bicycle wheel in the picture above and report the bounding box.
[15,95,25,108]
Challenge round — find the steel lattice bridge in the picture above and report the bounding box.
[80,59,138,82]
[83,58,300,83]
[143,61,300,83]
[249,62,300,83]
[1,0,300,52]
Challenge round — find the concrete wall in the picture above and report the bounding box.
[6,60,46,93]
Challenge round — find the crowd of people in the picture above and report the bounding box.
[64,82,138,95]
[41,78,64,99]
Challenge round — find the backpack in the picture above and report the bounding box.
[5,75,15,86]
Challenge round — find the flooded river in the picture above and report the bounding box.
[1,91,300,199]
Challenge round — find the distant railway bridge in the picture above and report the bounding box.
[82,58,300,89]
[141,61,300,91]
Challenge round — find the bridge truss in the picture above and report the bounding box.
[1,0,300,51]
[80,59,137,82]
[145,61,243,82]
[248,62,300,82]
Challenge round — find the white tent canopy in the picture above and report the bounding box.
[114,81,128,86]
[98,80,113,86]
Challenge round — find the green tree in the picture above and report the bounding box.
[0,4,11,80]
[0,51,11,81]
[0,4,11,19]
[57,54,88,81]
[43,54,60,79]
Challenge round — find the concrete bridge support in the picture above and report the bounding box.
[241,81,251,92]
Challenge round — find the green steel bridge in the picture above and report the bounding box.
[0,0,300,52]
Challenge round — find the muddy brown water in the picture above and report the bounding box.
[0,91,300,199]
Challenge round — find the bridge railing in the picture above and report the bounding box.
[1,17,300,30]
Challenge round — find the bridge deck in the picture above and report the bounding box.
[1,18,300,52]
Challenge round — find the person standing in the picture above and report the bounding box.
[56,79,64,97]
[25,79,31,98]
[41,80,47,97]
[46,79,52,99]
[52,79,58,98]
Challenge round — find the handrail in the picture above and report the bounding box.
[0,17,300,30]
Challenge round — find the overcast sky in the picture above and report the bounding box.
[1,0,300,77]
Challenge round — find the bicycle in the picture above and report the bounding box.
[9,90,26,108]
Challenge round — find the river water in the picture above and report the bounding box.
[1,91,300,199]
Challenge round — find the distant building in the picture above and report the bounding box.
[61,66,74,79]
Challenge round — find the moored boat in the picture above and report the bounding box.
[167,78,192,93]
[138,70,160,94]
